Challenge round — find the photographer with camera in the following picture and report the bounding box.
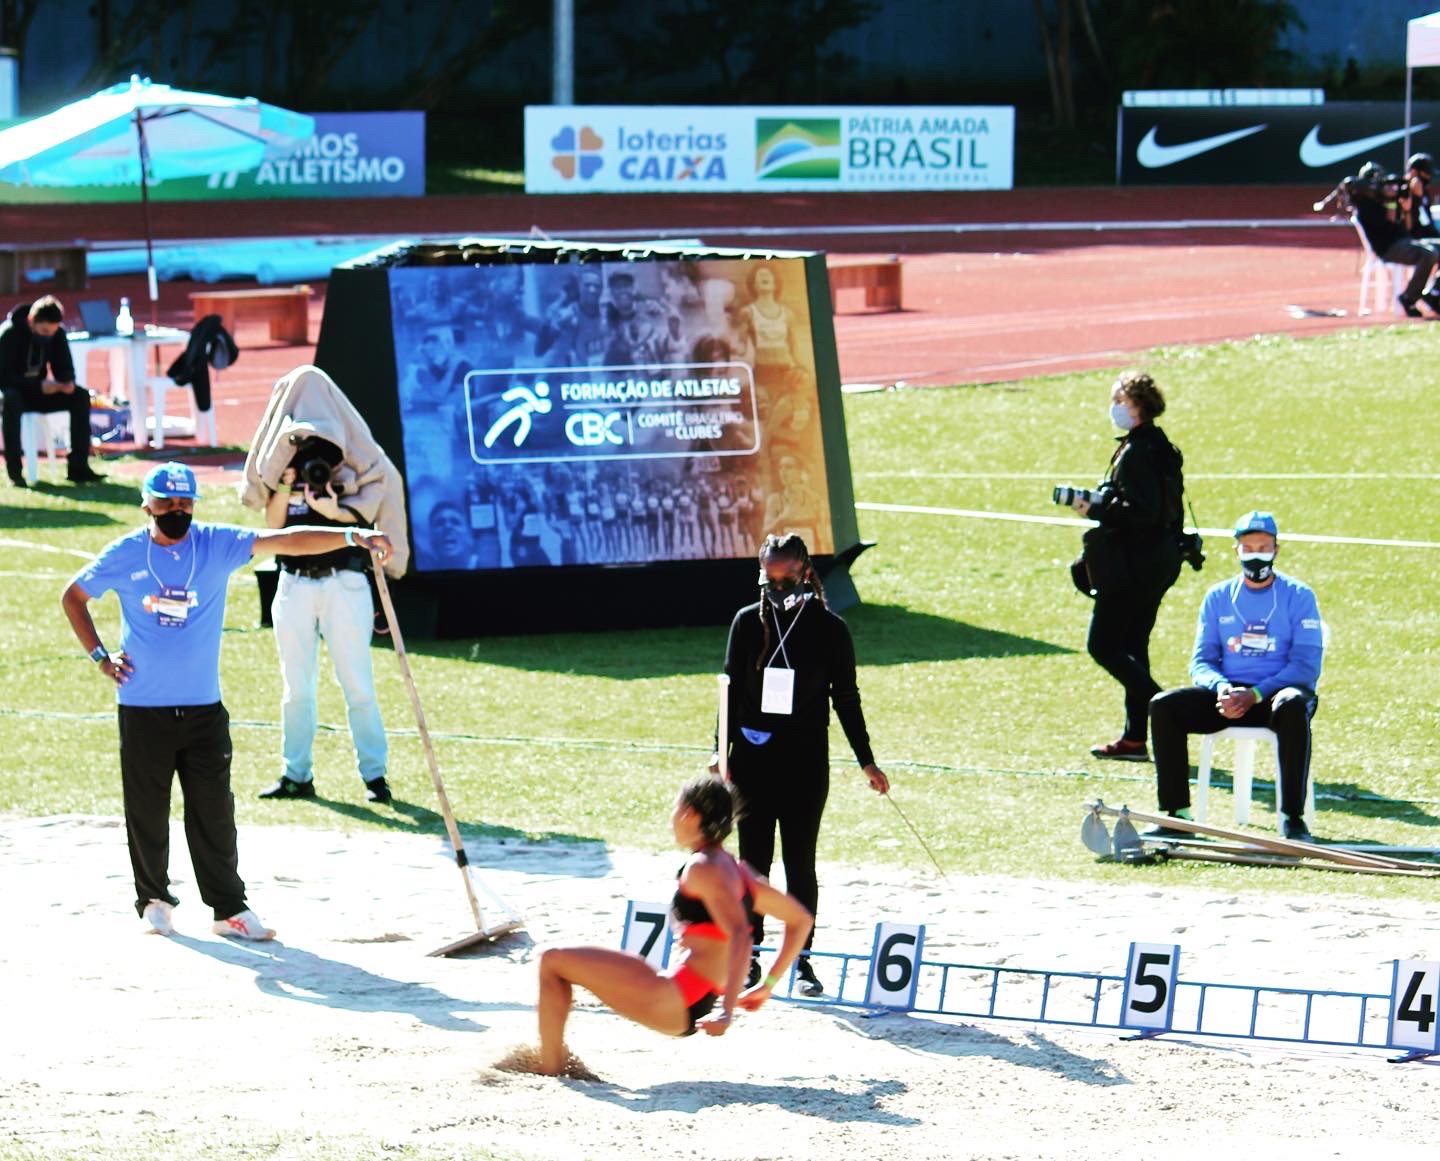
[1059,371,1191,763]
[1346,158,1440,317]
[1146,511,1325,842]
[256,429,391,804]
[1400,152,1438,240]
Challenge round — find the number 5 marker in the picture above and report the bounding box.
[1120,942,1180,1033]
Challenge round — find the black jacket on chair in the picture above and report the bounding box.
[167,314,238,412]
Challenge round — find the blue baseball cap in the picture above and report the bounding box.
[142,462,199,500]
[1233,510,1277,538]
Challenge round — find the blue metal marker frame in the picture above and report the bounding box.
[752,945,1394,1055]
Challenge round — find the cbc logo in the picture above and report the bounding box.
[565,411,625,446]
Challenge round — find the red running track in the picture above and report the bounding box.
[0,186,1408,479]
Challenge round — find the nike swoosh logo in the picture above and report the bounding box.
[1298,123,1430,168]
[1136,124,1267,168]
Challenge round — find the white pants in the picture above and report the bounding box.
[272,569,387,784]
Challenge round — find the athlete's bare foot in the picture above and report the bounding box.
[493,1043,599,1081]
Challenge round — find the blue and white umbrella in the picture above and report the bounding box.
[0,76,314,308]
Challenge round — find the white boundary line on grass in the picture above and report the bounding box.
[855,502,1440,549]
[0,536,95,560]
[861,471,1440,481]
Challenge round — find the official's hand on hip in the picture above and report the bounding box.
[99,651,134,686]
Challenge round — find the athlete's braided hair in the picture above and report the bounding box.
[754,532,827,671]
[679,775,738,844]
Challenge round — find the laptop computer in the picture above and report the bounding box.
[77,299,116,336]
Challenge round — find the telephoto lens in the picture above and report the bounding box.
[1052,485,1077,506]
[301,458,333,490]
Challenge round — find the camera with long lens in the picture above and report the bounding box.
[1052,484,1105,507]
[1177,529,1206,572]
[299,457,333,490]
[1313,162,1387,215]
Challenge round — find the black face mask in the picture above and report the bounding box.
[762,578,812,612]
[153,509,193,540]
[1239,553,1275,583]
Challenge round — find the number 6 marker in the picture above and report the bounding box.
[621,900,673,969]
[865,922,925,1010]
[1120,942,1180,1032]
[1387,960,1440,1054]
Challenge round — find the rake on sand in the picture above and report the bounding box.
[1081,799,1440,879]
[372,567,524,955]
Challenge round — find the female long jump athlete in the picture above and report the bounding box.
[534,776,812,1076]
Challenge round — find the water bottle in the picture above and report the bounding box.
[115,297,134,337]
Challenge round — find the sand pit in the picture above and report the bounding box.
[2,815,1436,1160]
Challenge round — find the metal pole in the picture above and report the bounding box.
[553,0,574,105]
[134,111,159,324]
[1405,65,1414,165]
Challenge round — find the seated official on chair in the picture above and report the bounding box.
[1,295,105,487]
[1147,510,1325,842]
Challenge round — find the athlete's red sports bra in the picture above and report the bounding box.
[670,854,754,942]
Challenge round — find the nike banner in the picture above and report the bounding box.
[1117,103,1440,185]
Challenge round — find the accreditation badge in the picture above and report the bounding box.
[760,666,795,715]
[1239,622,1272,656]
[153,585,194,628]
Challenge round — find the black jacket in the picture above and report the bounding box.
[0,302,76,392]
[166,313,238,412]
[1092,421,1184,590]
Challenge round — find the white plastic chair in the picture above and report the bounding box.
[19,411,69,483]
[1194,725,1316,828]
[1351,215,1407,316]
[145,376,218,448]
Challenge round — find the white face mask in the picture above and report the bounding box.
[1110,401,1137,431]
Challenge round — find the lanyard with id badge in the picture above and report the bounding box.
[1232,585,1277,656]
[147,538,197,629]
[761,602,807,715]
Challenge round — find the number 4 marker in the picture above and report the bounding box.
[1387,960,1440,1060]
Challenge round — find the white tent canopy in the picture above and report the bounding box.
[1406,12,1440,156]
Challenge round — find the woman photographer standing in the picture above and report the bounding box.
[1073,371,1186,762]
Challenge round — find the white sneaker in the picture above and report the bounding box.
[142,899,174,936]
[212,908,275,941]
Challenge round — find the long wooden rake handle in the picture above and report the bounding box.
[372,565,486,931]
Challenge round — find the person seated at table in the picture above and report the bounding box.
[1,295,105,486]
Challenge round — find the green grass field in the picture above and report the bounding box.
[3,325,1437,904]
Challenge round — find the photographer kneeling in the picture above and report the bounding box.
[1062,371,1190,762]
[258,431,391,804]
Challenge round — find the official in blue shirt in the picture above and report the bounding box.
[1147,510,1325,840]
[60,462,393,940]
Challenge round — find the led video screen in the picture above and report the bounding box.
[388,258,834,572]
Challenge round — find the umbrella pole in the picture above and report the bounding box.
[133,112,159,327]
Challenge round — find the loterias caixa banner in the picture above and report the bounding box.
[1117,102,1440,185]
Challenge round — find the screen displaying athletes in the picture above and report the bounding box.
[389,257,833,572]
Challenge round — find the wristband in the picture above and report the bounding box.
[763,971,782,989]
[344,527,358,547]
[276,484,292,495]
[1251,687,1264,703]
[89,644,109,664]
